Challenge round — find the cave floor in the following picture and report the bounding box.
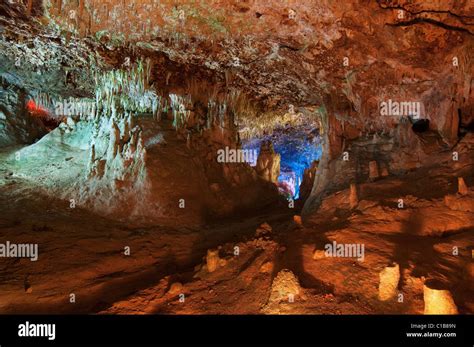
[0,144,473,315]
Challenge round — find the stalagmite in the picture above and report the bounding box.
[107,121,120,160]
[423,280,458,314]
[168,282,183,295]
[380,166,389,177]
[186,133,191,149]
[349,183,358,209]
[458,177,468,195]
[86,144,97,178]
[255,141,280,183]
[293,215,302,226]
[369,160,379,180]
[206,249,220,273]
[378,263,400,301]
[267,269,301,303]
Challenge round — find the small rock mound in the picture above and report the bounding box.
[255,222,272,237]
[293,215,302,226]
[168,282,183,295]
[267,269,301,304]
[313,249,326,260]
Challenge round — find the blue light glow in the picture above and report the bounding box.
[242,127,322,199]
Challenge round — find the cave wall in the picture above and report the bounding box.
[0,83,47,147]
[1,0,472,222]
[301,0,473,217]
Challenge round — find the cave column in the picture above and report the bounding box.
[255,141,281,183]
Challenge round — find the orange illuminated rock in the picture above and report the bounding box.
[423,280,458,314]
[256,222,272,237]
[168,282,183,295]
[260,261,274,273]
[369,161,379,181]
[293,215,302,226]
[206,249,220,273]
[458,177,468,196]
[267,269,301,303]
[349,183,358,209]
[313,249,326,260]
[378,263,400,301]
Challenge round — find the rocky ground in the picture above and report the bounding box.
[0,135,472,314]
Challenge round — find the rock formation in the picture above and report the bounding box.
[266,269,301,305]
[206,249,220,273]
[458,177,468,196]
[369,161,379,181]
[378,263,400,301]
[299,160,318,202]
[256,141,281,183]
[423,280,458,315]
[349,183,358,210]
[0,0,472,318]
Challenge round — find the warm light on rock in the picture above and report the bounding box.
[423,280,458,315]
[293,215,302,226]
[206,249,220,273]
[369,161,379,181]
[378,263,400,301]
[168,282,183,295]
[313,249,326,260]
[458,177,468,196]
[267,269,301,303]
[0,0,472,320]
[350,183,358,209]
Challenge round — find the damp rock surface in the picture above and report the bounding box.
[0,0,472,317]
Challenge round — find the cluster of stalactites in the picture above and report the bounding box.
[237,108,316,141]
[87,111,146,182]
[29,92,96,121]
[207,99,228,132]
[169,94,235,135]
[94,59,161,120]
[170,93,192,130]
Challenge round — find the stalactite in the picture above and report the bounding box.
[26,0,33,16]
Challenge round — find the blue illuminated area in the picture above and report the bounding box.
[242,126,322,199]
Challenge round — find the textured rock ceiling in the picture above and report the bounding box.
[7,0,470,112]
[1,0,473,147]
